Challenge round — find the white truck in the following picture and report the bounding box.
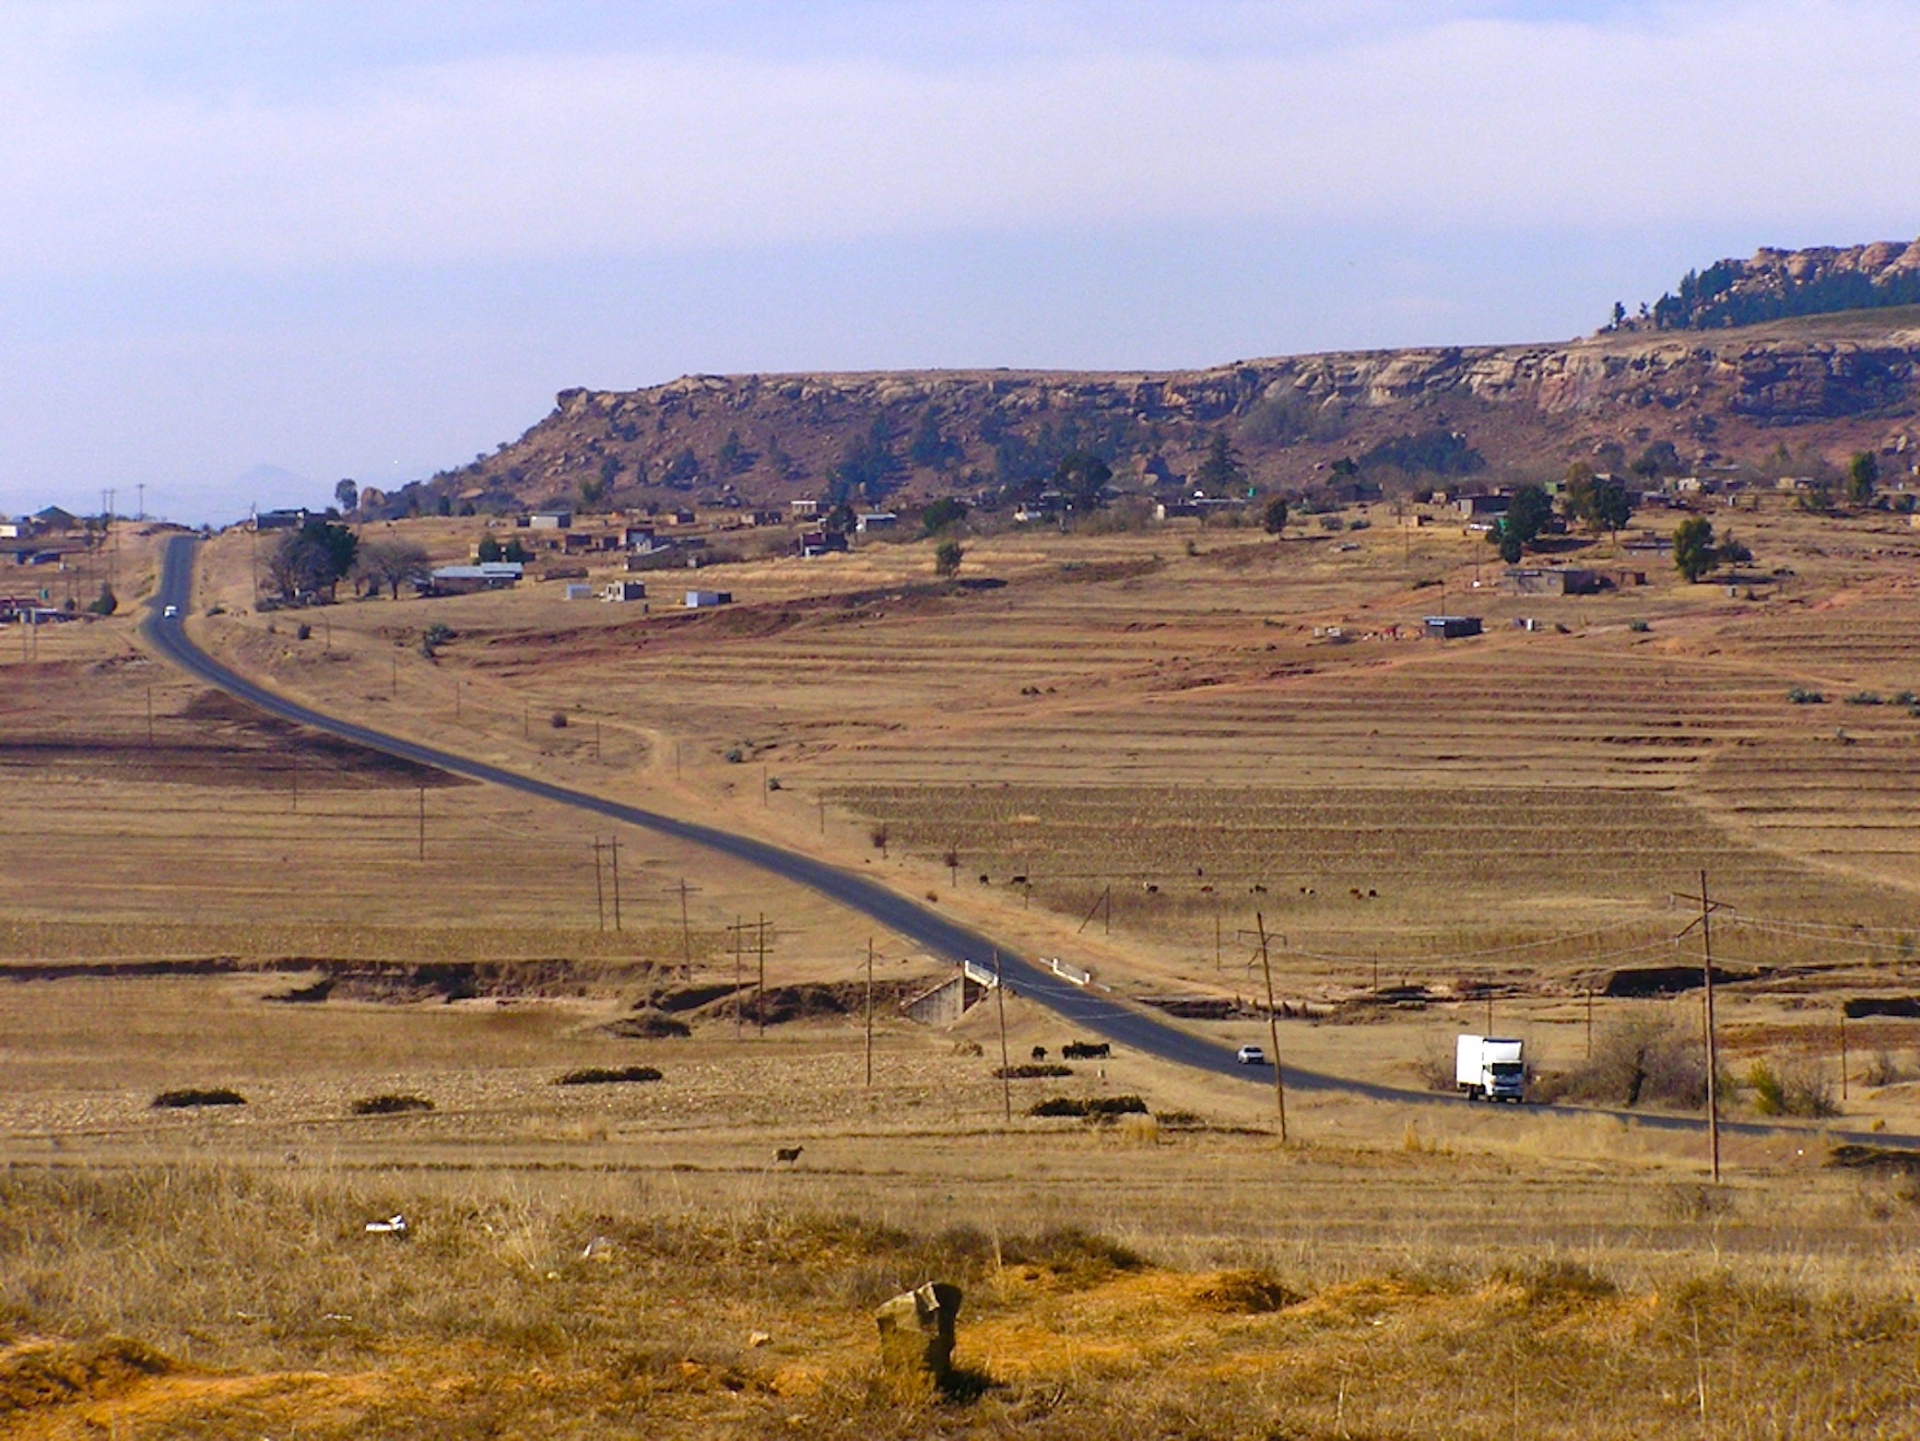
[1455,1035,1526,1102]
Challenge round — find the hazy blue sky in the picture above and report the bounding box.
[2,1,1916,522]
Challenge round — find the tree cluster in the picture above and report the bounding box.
[268,519,358,601]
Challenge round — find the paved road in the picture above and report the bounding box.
[143,537,1916,1151]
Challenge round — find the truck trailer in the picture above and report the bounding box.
[1455,1035,1526,1102]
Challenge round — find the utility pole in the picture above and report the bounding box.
[673,879,701,981]
[609,836,622,932]
[592,839,606,931]
[994,950,1012,1125]
[145,687,154,748]
[756,913,768,1037]
[391,654,397,698]
[416,785,425,861]
[818,791,826,834]
[865,937,875,1088]
[1840,1006,1849,1101]
[1586,985,1595,1060]
[734,917,745,1037]
[1675,870,1726,1184]
[290,750,298,812]
[1255,912,1288,1144]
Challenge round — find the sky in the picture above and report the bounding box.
[2,1,1917,524]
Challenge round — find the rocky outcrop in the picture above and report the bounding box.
[1644,238,1920,331]
[401,311,1920,519]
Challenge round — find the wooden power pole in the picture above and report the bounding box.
[994,950,1012,1125]
[865,937,875,1088]
[1675,870,1726,1184]
[1255,912,1288,1144]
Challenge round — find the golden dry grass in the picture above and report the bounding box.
[7,500,1920,1432]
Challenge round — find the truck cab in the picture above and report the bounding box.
[1455,1035,1526,1102]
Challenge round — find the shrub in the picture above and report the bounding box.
[556,1065,663,1086]
[1557,1016,1705,1110]
[550,711,568,728]
[1745,1058,1837,1118]
[992,1063,1073,1079]
[296,622,312,641]
[351,1093,434,1115]
[1027,1094,1149,1120]
[1628,619,1650,633]
[151,1087,246,1108]
[1787,686,1826,704]
[1847,691,1884,706]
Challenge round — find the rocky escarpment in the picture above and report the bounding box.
[379,309,1920,518]
[1640,238,1920,331]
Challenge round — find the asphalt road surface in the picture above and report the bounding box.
[143,536,1915,1151]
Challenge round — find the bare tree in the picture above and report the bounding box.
[354,538,431,599]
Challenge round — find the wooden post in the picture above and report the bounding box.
[994,950,1012,1125]
[1701,872,1720,1184]
[1840,1006,1849,1101]
[146,686,154,748]
[290,750,298,812]
[1255,913,1288,1144]
[416,785,425,861]
[756,913,768,1038]
[1586,985,1594,1060]
[391,653,397,697]
[680,879,693,981]
[866,937,875,1088]
[592,839,606,932]
[609,836,622,932]
[734,917,745,1038]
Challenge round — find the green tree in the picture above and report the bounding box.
[1193,431,1247,493]
[502,538,531,564]
[934,539,965,579]
[87,583,117,616]
[1487,484,1552,562]
[1054,452,1112,512]
[1262,495,1290,534]
[921,497,969,534]
[477,536,502,563]
[908,411,962,470]
[1673,516,1718,582]
[1632,440,1681,480]
[1846,451,1879,507]
[268,519,357,600]
[334,478,359,513]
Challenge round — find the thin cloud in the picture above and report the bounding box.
[0,1,1912,277]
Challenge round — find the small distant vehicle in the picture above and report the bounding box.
[1455,1035,1526,1102]
[163,604,178,618]
[1235,1044,1268,1066]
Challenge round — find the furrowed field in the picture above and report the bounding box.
[5,498,1920,1435]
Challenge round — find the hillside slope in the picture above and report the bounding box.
[384,306,1920,519]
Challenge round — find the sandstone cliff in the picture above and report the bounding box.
[388,306,1920,519]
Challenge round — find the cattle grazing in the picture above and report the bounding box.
[1062,1041,1111,1060]
[1031,1045,1048,1061]
[774,1145,804,1165]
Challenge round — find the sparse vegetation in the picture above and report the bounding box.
[349,1092,434,1115]
[151,1087,246,1109]
[555,1065,663,1086]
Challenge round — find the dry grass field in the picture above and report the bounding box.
[7,500,1920,1434]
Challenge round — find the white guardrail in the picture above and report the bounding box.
[962,957,1094,988]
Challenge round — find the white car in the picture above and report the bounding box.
[1235,1044,1268,1066]
[163,604,178,618]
